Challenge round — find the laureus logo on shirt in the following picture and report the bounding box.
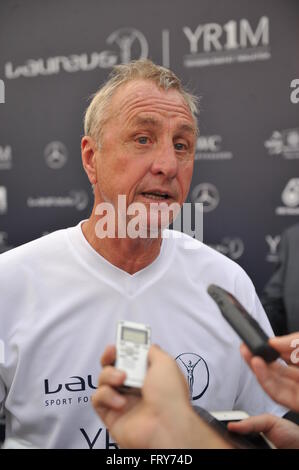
[175,353,209,400]
[43,374,97,407]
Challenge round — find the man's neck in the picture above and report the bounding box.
[81,216,163,275]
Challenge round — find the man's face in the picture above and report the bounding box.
[93,79,196,232]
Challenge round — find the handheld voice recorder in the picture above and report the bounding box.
[207,284,279,363]
[115,320,151,393]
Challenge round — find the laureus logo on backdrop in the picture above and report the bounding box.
[290,79,299,104]
[0,145,12,169]
[44,141,68,169]
[27,190,89,210]
[183,16,270,68]
[265,128,299,159]
[195,135,233,161]
[276,179,299,216]
[106,28,149,63]
[209,237,244,260]
[191,183,219,213]
[265,235,280,263]
[4,28,149,79]
[0,187,8,214]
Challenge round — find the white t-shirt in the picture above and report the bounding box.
[0,221,287,448]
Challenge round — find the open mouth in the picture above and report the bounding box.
[141,192,170,201]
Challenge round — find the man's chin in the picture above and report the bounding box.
[126,214,172,239]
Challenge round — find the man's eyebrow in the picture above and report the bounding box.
[129,117,196,135]
[175,123,196,135]
[129,116,160,128]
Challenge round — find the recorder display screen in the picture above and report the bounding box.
[122,327,148,345]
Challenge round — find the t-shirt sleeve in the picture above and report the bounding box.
[233,272,288,417]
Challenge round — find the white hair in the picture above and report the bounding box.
[84,59,199,143]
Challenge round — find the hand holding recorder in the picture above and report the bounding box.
[92,342,232,448]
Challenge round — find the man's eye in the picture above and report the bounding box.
[174,142,187,151]
[137,136,149,144]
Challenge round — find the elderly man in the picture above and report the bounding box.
[0,60,287,449]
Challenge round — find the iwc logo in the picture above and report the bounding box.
[195,135,233,161]
[191,183,219,213]
[176,352,209,401]
[44,141,68,169]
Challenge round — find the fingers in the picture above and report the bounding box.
[92,384,127,412]
[240,343,253,365]
[92,384,128,432]
[148,344,187,383]
[101,345,116,367]
[92,363,127,424]
[240,342,299,410]
[251,356,299,382]
[240,341,299,382]
[98,365,126,387]
[227,414,278,435]
[269,332,299,349]
[249,357,299,411]
[269,334,299,365]
[94,346,128,412]
[148,344,171,364]
[145,345,190,402]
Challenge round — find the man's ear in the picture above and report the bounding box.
[81,136,98,185]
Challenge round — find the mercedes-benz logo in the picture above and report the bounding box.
[44,141,68,169]
[191,183,219,212]
[106,28,149,63]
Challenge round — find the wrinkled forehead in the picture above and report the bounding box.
[107,79,196,129]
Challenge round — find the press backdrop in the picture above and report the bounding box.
[0,0,299,293]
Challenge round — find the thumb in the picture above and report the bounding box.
[227,414,278,435]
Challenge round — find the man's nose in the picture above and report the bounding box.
[150,142,178,179]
